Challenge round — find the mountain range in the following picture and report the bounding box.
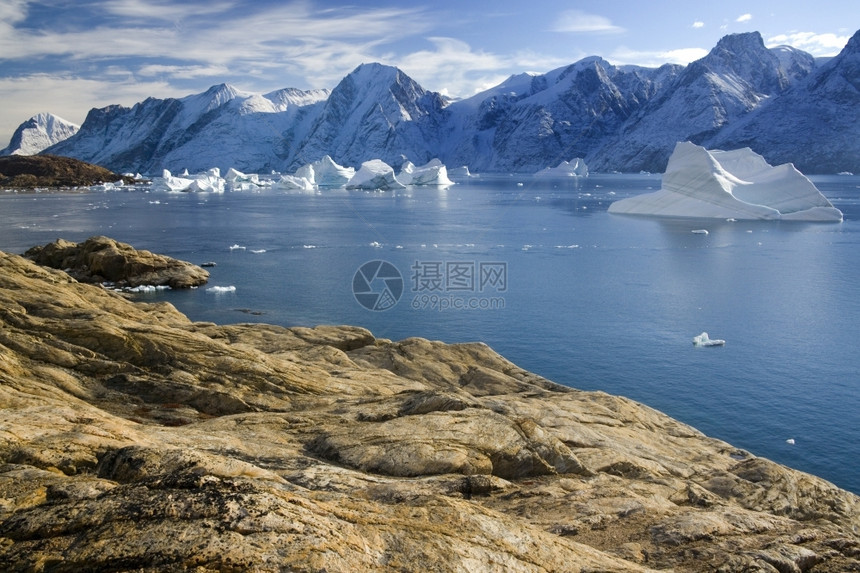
[4,30,859,175]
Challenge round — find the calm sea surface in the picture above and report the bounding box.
[2,173,859,494]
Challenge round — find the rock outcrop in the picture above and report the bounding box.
[0,154,132,188]
[24,236,209,288]
[0,246,858,571]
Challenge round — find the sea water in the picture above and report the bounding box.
[2,173,858,494]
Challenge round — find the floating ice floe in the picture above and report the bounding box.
[692,332,725,347]
[206,285,236,293]
[155,168,225,193]
[786,438,796,445]
[398,159,454,186]
[276,173,315,191]
[115,284,171,293]
[534,158,588,178]
[346,159,406,190]
[225,168,264,191]
[147,156,457,194]
[608,142,843,221]
[448,165,474,178]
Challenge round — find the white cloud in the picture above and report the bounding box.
[389,37,570,100]
[766,32,850,56]
[0,0,28,24]
[552,10,625,34]
[137,64,231,79]
[102,0,235,20]
[608,46,708,68]
[736,13,753,23]
[692,21,705,29]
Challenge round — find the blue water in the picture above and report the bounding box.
[2,173,859,494]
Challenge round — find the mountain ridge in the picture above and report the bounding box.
[5,29,858,174]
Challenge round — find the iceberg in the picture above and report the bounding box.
[276,174,315,191]
[692,332,725,347]
[225,168,264,191]
[535,158,588,178]
[398,159,454,186]
[608,142,843,221]
[155,168,225,193]
[345,159,406,190]
[296,155,355,188]
[448,166,474,178]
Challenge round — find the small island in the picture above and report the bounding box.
[0,154,136,189]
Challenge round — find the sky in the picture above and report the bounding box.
[0,0,855,147]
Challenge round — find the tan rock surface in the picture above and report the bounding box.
[24,236,209,288]
[0,248,858,572]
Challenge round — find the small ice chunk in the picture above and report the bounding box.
[534,158,588,178]
[206,285,236,293]
[786,438,796,445]
[692,332,725,347]
[691,229,709,234]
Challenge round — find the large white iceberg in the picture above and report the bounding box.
[608,142,843,222]
[535,158,588,178]
[345,159,406,190]
[296,155,355,188]
[398,159,454,186]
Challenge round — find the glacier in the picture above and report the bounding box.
[607,142,843,222]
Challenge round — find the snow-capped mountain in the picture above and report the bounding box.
[440,57,681,172]
[45,84,330,174]
[709,30,860,174]
[20,29,860,175]
[288,63,448,169]
[587,32,817,173]
[0,113,79,156]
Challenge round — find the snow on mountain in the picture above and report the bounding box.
[1,113,79,156]
[589,32,815,174]
[288,63,447,170]
[31,30,860,176]
[709,29,860,174]
[45,84,328,174]
[440,57,680,173]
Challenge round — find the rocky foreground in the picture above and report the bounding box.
[0,247,858,572]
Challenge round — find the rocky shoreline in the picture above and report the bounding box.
[0,244,858,571]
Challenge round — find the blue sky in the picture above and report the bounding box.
[0,0,854,146]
